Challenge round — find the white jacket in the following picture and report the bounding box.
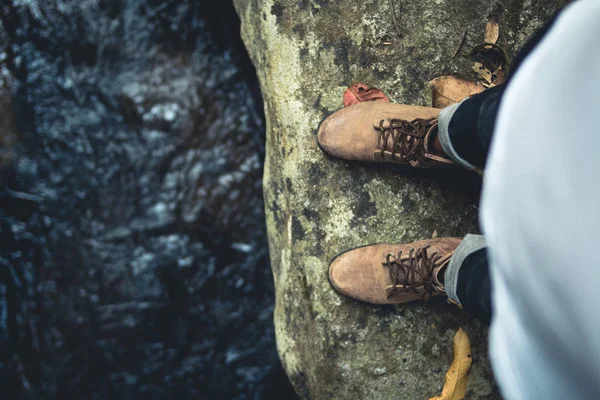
[482,1,600,398]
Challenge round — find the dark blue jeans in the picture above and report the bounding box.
[450,12,561,324]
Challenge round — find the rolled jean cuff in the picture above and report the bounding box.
[437,100,479,171]
[445,234,487,306]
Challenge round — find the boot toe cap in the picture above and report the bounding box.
[317,112,347,159]
[328,246,388,304]
[317,103,378,161]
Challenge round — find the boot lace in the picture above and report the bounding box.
[378,118,438,167]
[383,245,443,301]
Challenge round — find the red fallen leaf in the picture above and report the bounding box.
[343,83,390,107]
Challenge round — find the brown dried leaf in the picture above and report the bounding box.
[429,328,473,400]
[472,62,494,86]
[429,76,486,108]
[343,83,390,107]
[484,21,499,44]
[470,43,509,87]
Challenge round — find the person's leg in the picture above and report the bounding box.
[444,234,492,324]
[438,85,506,170]
[455,249,491,323]
[426,14,567,323]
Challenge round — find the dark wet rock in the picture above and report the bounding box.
[233,0,567,398]
[0,1,295,398]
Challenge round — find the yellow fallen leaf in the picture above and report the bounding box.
[428,328,472,400]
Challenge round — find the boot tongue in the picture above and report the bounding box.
[432,259,450,294]
[423,123,443,155]
[423,124,436,152]
[423,123,457,164]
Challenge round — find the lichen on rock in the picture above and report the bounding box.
[234,0,567,398]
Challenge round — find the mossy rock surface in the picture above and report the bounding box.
[234,0,566,398]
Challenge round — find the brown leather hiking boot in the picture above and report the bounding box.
[317,102,455,168]
[329,238,461,305]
